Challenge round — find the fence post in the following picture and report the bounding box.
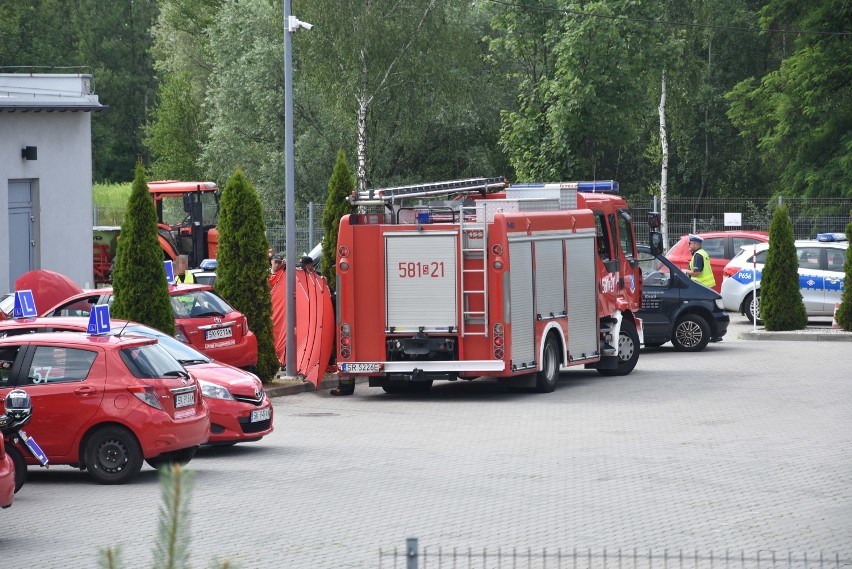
[407,537,418,569]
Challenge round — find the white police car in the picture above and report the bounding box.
[720,233,847,322]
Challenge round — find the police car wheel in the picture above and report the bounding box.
[672,314,710,352]
[5,443,26,493]
[744,292,761,324]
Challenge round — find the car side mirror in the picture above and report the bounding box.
[649,231,664,256]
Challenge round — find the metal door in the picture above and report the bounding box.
[8,181,35,289]
[508,241,535,368]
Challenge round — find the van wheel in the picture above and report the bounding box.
[744,292,761,323]
[672,314,710,352]
[84,426,143,485]
[5,443,26,493]
[534,335,560,393]
[598,319,640,376]
[146,446,198,471]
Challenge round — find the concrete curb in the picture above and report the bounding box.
[264,373,368,398]
[740,330,852,342]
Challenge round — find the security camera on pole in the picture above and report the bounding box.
[282,1,313,378]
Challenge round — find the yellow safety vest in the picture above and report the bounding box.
[689,248,716,288]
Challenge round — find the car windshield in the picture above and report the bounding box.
[121,324,211,365]
[170,290,234,319]
[119,343,187,379]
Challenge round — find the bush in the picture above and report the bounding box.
[110,163,176,335]
[760,204,807,331]
[835,212,852,330]
[214,169,279,382]
[321,150,354,286]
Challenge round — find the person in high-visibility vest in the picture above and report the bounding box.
[683,234,716,288]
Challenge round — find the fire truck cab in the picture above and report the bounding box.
[335,178,650,394]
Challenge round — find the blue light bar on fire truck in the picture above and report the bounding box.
[349,177,506,206]
[510,180,618,193]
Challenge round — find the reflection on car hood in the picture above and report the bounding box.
[184,361,260,393]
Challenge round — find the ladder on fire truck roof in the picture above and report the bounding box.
[349,177,506,206]
[459,203,488,337]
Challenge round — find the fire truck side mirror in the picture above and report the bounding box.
[647,211,661,229]
[649,231,664,256]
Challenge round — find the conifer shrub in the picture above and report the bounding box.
[321,150,354,286]
[760,204,807,331]
[111,162,176,335]
[214,169,279,382]
[834,212,852,331]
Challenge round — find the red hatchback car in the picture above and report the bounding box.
[41,284,257,370]
[0,332,210,485]
[0,442,13,508]
[665,230,769,292]
[0,317,273,446]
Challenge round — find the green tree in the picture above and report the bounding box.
[111,162,176,335]
[200,0,285,210]
[144,0,222,182]
[321,150,354,285]
[760,204,807,331]
[214,169,279,383]
[835,212,852,331]
[73,0,160,182]
[493,0,668,183]
[726,0,852,198]
[144,72,206,181]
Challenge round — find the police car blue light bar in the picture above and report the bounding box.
[816,233,848,242]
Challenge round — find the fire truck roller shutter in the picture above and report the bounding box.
[509,241,536,369]
[565,234,598,360]
[385,233,458,332]
[534,239,566,319]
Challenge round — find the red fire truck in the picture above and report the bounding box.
[335,177,658,394]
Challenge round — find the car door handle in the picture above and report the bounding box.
[74,386,96,396]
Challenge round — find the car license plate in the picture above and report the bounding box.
[340,362,381,373]
[205,327,233,341]
[251,408,271,422]
[175,392,195,408]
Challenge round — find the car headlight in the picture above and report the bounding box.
[715,298,725,310]
[199,380,234,400]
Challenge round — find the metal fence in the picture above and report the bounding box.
[92,196,852,258]
[632,197,852,245]
[380,540,852,569]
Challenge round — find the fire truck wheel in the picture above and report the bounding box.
[671,314,710,352]
[534,335,560,393]
[598,319,639,377]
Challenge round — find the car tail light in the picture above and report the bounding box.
[339,323,351,359]
[174,323,189,343]
[722,265,741,279]
[242,315,249,334]
[128,386,163,410]
[493,322,505,360]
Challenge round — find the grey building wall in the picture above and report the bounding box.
[0,74,100,292]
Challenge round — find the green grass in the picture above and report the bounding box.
[93,182,131,225]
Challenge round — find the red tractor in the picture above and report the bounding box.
[93,181,220,284]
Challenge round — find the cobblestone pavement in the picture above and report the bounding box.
[1,316,850,568]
